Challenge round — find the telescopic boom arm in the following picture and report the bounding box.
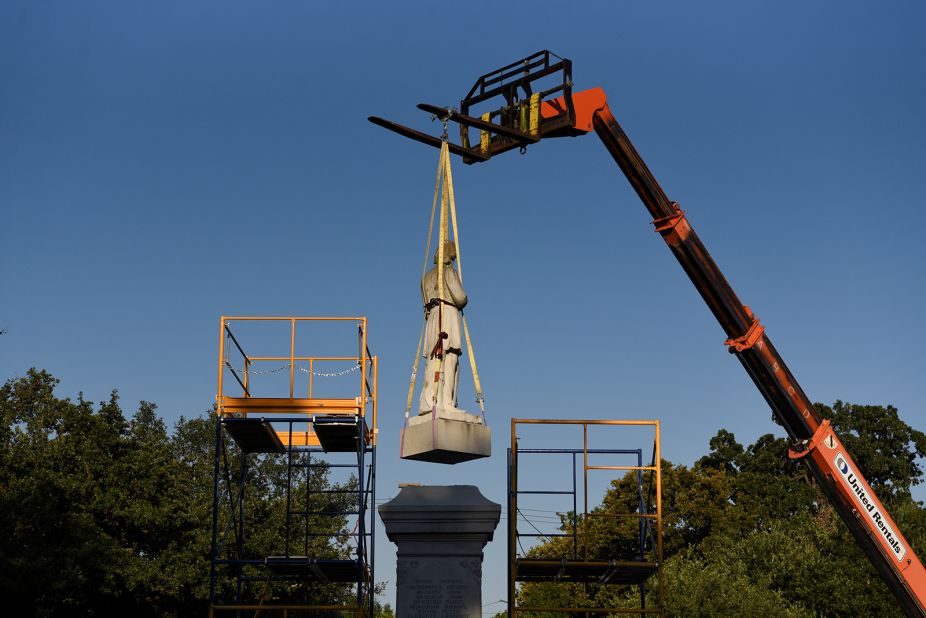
[368,51,926,616]
[590,95,926,618]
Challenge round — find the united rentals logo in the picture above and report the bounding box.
[834,452,906,562]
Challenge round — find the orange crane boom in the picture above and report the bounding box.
[590,91,926,617]
[369,50,926,616]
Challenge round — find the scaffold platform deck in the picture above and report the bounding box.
[515,557,658,585]
[508,419,664,616]
[263,556,369,583]
[314,416,368,453]
[222,417,285,454]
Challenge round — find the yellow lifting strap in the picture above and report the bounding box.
[402,138,487,422]
[443,146,485,417]
[443,135,461,283]
[431,141,450,408]
[403,144,446,421]
[462,315,485,416]
[403,323,426,422]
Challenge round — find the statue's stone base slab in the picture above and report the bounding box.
[378,485,501,618]
[401,412,491,464]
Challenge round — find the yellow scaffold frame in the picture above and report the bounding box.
[211,316,378,617]
[509,419,665,616]
[217,316,378,448]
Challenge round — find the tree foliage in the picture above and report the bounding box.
[514,401,926,617]
[5,369,925,616]
[818,401,926,499]
[0,369,377,617]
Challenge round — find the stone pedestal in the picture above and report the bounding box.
[378,485,501,618]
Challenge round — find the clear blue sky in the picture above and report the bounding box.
[3,1,925,613]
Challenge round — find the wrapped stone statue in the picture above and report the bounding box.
[399,140,491,464]
[401,239,490,464]
[419,241,468,416]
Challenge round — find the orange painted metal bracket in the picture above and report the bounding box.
[788,419,831,460]
[541,86,608,133]
[651,202,690,245]
[724,306,765,353]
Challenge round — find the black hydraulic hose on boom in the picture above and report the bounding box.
[591,104,926,618]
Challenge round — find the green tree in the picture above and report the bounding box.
[1,369,377,617]
[512,401,925,617]
[1,369,129,615]
[818,401,926,500]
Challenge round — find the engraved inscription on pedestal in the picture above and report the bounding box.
[379,485,501,618]
[401,557,478,617]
